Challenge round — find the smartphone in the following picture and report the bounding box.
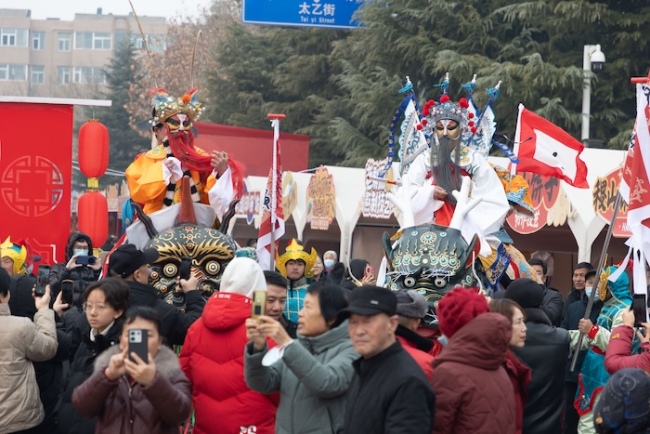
[75,256,96,266]
[128,328,149,363]
[632,294,648,327]
[61,280,74,305]
[179,257,192,281]
[35,265,51,297]
[251,290,267,320]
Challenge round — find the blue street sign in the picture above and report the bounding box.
[242,0,364,29]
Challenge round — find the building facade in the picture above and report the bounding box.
[0,8,166,97]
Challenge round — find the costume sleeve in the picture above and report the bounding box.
[462,152,510,237]
[386,375,435,434]
[244,342,282,394]
[605,325,650,374]
[405,153,444,226]
[568,330,591,351]
[125,154,169,205]
[281,340,357,398]
[207,167,234,220]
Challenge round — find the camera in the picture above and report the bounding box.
[590,46,606,72]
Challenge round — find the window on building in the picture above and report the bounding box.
[0,29,27,47]
[58,32,71,51]
[74,32,112,50]
[57,66,71,84]
[129,33,166,52]
[0,64,28,80]
[30,65,44,85]
[92,68,106,85]
[92,32,111,50]
[31,31,45,50]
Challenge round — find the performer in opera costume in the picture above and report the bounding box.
[405,92,509,256]
[126,88,244,220]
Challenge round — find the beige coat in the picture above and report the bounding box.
[0,304,58,434]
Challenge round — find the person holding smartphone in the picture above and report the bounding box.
[72,306,191,434]
[603,307,650,374]
[57,278,129,434]
[0,268,58,433]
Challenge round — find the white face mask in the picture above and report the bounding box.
[324,259,335,270]
[585,286,594,298]
[73,248,88,257]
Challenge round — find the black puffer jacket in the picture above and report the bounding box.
[513,308,569,434]
[48,232,100,309]
[126,280,205,346]
[58,315,123,434]
[9,274,72,434]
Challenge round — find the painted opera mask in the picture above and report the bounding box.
[145,223,236,303]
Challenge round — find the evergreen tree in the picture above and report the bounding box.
[97,40,148,175]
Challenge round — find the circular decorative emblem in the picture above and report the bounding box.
[0,156,64,217]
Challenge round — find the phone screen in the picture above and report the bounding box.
[251,290,266,319]
[128,328,149,363]
[179,257,192,281]
[61,280,74,305]
[632,294,648,327]
[35,265,51,296]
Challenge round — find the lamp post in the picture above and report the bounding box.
[581,44,606,146]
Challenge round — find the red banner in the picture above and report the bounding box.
[506,172,560,234]
[0,102,73,266]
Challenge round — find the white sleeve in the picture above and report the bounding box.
[161,157,183,185]
[207,167,234,220]
[406,153,444,226]
[464,153,509,237]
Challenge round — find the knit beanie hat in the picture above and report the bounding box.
[220,257,266,298]
[504,278,544,309]
[437,287,490,338]
[594,368,650,434]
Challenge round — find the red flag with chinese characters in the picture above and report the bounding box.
[514,104,589,188]
[257,123,285,271]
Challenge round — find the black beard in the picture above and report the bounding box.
[431,136,461,206]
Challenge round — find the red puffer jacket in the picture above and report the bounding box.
[605,325,650,374]
[179,292,278,434]
[432,313,516,434]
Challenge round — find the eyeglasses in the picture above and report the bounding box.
[83,303,108,313]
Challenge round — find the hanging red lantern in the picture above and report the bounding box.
[77,191,108,248]
[78,119,109,179]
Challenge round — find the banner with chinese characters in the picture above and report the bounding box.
[306,167,336,230]
[282,172,297,219]
[592,167,631,238]
[506,172,561,234]
[362,158,395,219]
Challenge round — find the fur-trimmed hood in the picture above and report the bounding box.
[94,343,182,380]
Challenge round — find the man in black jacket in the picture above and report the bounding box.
[108,244,205,346]
[560,269,600,434]
[505,278,570,434]
[529,257,563,326]
[339,286,434,434]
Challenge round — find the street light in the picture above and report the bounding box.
[581,44,606,146]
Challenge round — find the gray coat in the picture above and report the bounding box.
[245,321,357,434]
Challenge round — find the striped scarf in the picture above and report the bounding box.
[163,142,202,207]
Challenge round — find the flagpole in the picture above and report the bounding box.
[267,113,285,271]
[570,191,622,371]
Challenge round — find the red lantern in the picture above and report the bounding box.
[77,191,108,248]
[78,119,109,178]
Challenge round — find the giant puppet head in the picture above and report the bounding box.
[128,177,237,304]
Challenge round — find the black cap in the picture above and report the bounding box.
[338,286,397,318]
[109,244,159,278]
[504,278,545,309]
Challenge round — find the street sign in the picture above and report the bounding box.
[242,0,364,29]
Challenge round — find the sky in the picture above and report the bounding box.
[0,0,214,21]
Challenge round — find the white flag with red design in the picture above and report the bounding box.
[616,84,650,297]
[513,104,589,188]
[257,120,285,271]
